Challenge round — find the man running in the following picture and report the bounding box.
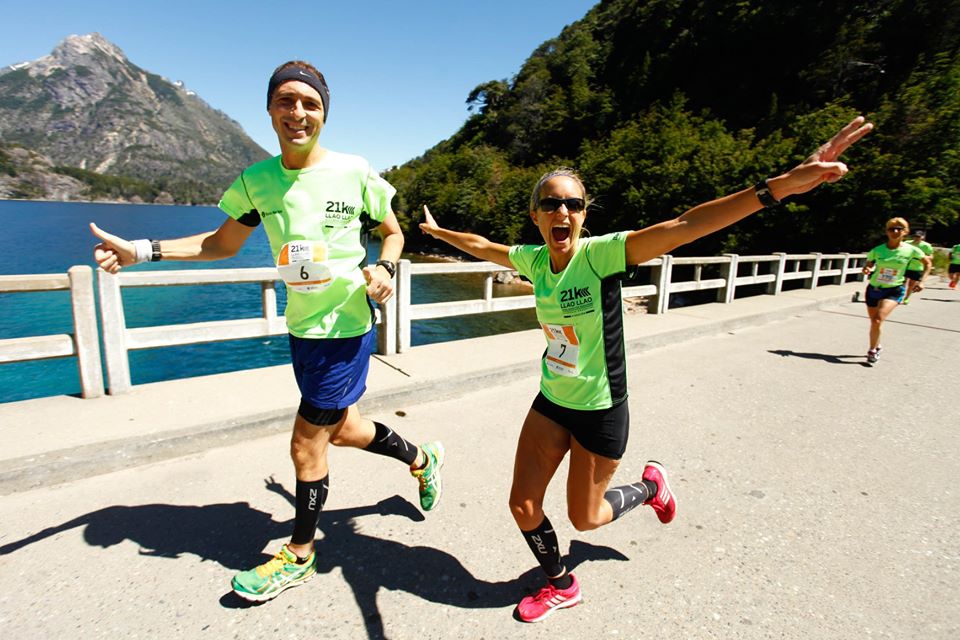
[90,60,444,603]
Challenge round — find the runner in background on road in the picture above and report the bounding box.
[420,117,872,623]
[89,60,444,604]
[949,242,960,289]
[902,229,933,305]
[861,218,931,363]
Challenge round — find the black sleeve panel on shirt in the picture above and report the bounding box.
[236,210,262,227]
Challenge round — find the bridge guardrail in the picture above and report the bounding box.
[0,252,867,397]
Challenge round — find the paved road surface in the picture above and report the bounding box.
[0,282,957,639]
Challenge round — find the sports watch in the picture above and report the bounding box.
[754,179,780,208]
[375,259,396,278]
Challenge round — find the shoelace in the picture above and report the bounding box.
[255,550,290,578]
[531,584,562,604]
[412,456,436,489]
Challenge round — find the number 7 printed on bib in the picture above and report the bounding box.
[541,322,580,376]
[277,240,332,293]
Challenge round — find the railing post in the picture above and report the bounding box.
[396,259,412,353]
[483,273,494,307]
[261,280,278,322]
[768,253,787,295]
[808,253,822,290]
[97,269,131,395]
[717,254,739,304]
[68,266,104,399]
[838,253,850,284]
[377,283,398,356]
[647,255,673,314]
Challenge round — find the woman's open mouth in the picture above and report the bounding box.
[552,226,571,243]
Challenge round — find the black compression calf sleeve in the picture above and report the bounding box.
[363,421,419,466]
[290,475,329,546]
[521,515,564,579]
[604,480,657,521]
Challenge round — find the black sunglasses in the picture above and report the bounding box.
[539,197,586,213]
[887,226,905,232]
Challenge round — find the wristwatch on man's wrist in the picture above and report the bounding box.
[754,179,780,208]
[375,259,396,278]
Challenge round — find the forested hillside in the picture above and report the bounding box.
[386,0,960,255]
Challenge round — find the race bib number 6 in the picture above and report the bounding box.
[541,322,580,377]
[276,240,332,293]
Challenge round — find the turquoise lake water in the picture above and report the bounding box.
[0,200,536,403]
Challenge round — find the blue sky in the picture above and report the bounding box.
[0,0,598,171]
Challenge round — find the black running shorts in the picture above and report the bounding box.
[531,392,630,460]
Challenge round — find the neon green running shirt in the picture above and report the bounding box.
[906,239,932,271]
[509,232,629,411]
[219,152,395,338]
[952,244,960,265]
[866,242,925,288]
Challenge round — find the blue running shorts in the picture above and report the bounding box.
[864,283,906,308]
[289,330,375,409]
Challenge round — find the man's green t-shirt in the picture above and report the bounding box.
[509,232,628,411]
[219,152,395,338]
[866,243,925,288]
[906,239,933,271]
[952,244,960,265]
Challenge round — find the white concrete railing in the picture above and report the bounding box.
[395,252,868,351]
[95,268,396,395]
[0,251,866,397]
[0,266,104,398]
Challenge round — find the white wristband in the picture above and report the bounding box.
[132,239,152,264]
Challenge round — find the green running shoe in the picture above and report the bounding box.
[411,441,445,511]
[231,544,315,602]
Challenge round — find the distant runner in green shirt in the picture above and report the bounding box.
[861,217,931,363]
[420,117,872,623]
[90,60,445,605]
[902,229,933,304]
[949,242,960,289]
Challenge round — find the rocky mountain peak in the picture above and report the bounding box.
[0,33,269,203]
[16,33,127,79]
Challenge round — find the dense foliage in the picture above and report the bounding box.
[386,0,960,255]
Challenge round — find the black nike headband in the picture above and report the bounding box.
[267,66,330,122]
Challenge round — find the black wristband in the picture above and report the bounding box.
[754,180,780,208]
[150,239,162,262]
[375,259,396,278]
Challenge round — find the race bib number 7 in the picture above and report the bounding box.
[541,322,580,377]
[276,240,332,293]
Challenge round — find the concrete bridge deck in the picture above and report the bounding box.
[0,279,957,639]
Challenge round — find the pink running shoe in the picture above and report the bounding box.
[642,461,677,524]
[516,574,582,623]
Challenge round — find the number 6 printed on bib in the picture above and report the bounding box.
[276,240,332,293]
[541,322,580,377]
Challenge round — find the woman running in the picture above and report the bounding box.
[861,218,932,363]
[419,117,872,622]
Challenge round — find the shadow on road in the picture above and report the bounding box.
[768,349,870,366]
[1,478,628,639]
[217,477,629,639]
